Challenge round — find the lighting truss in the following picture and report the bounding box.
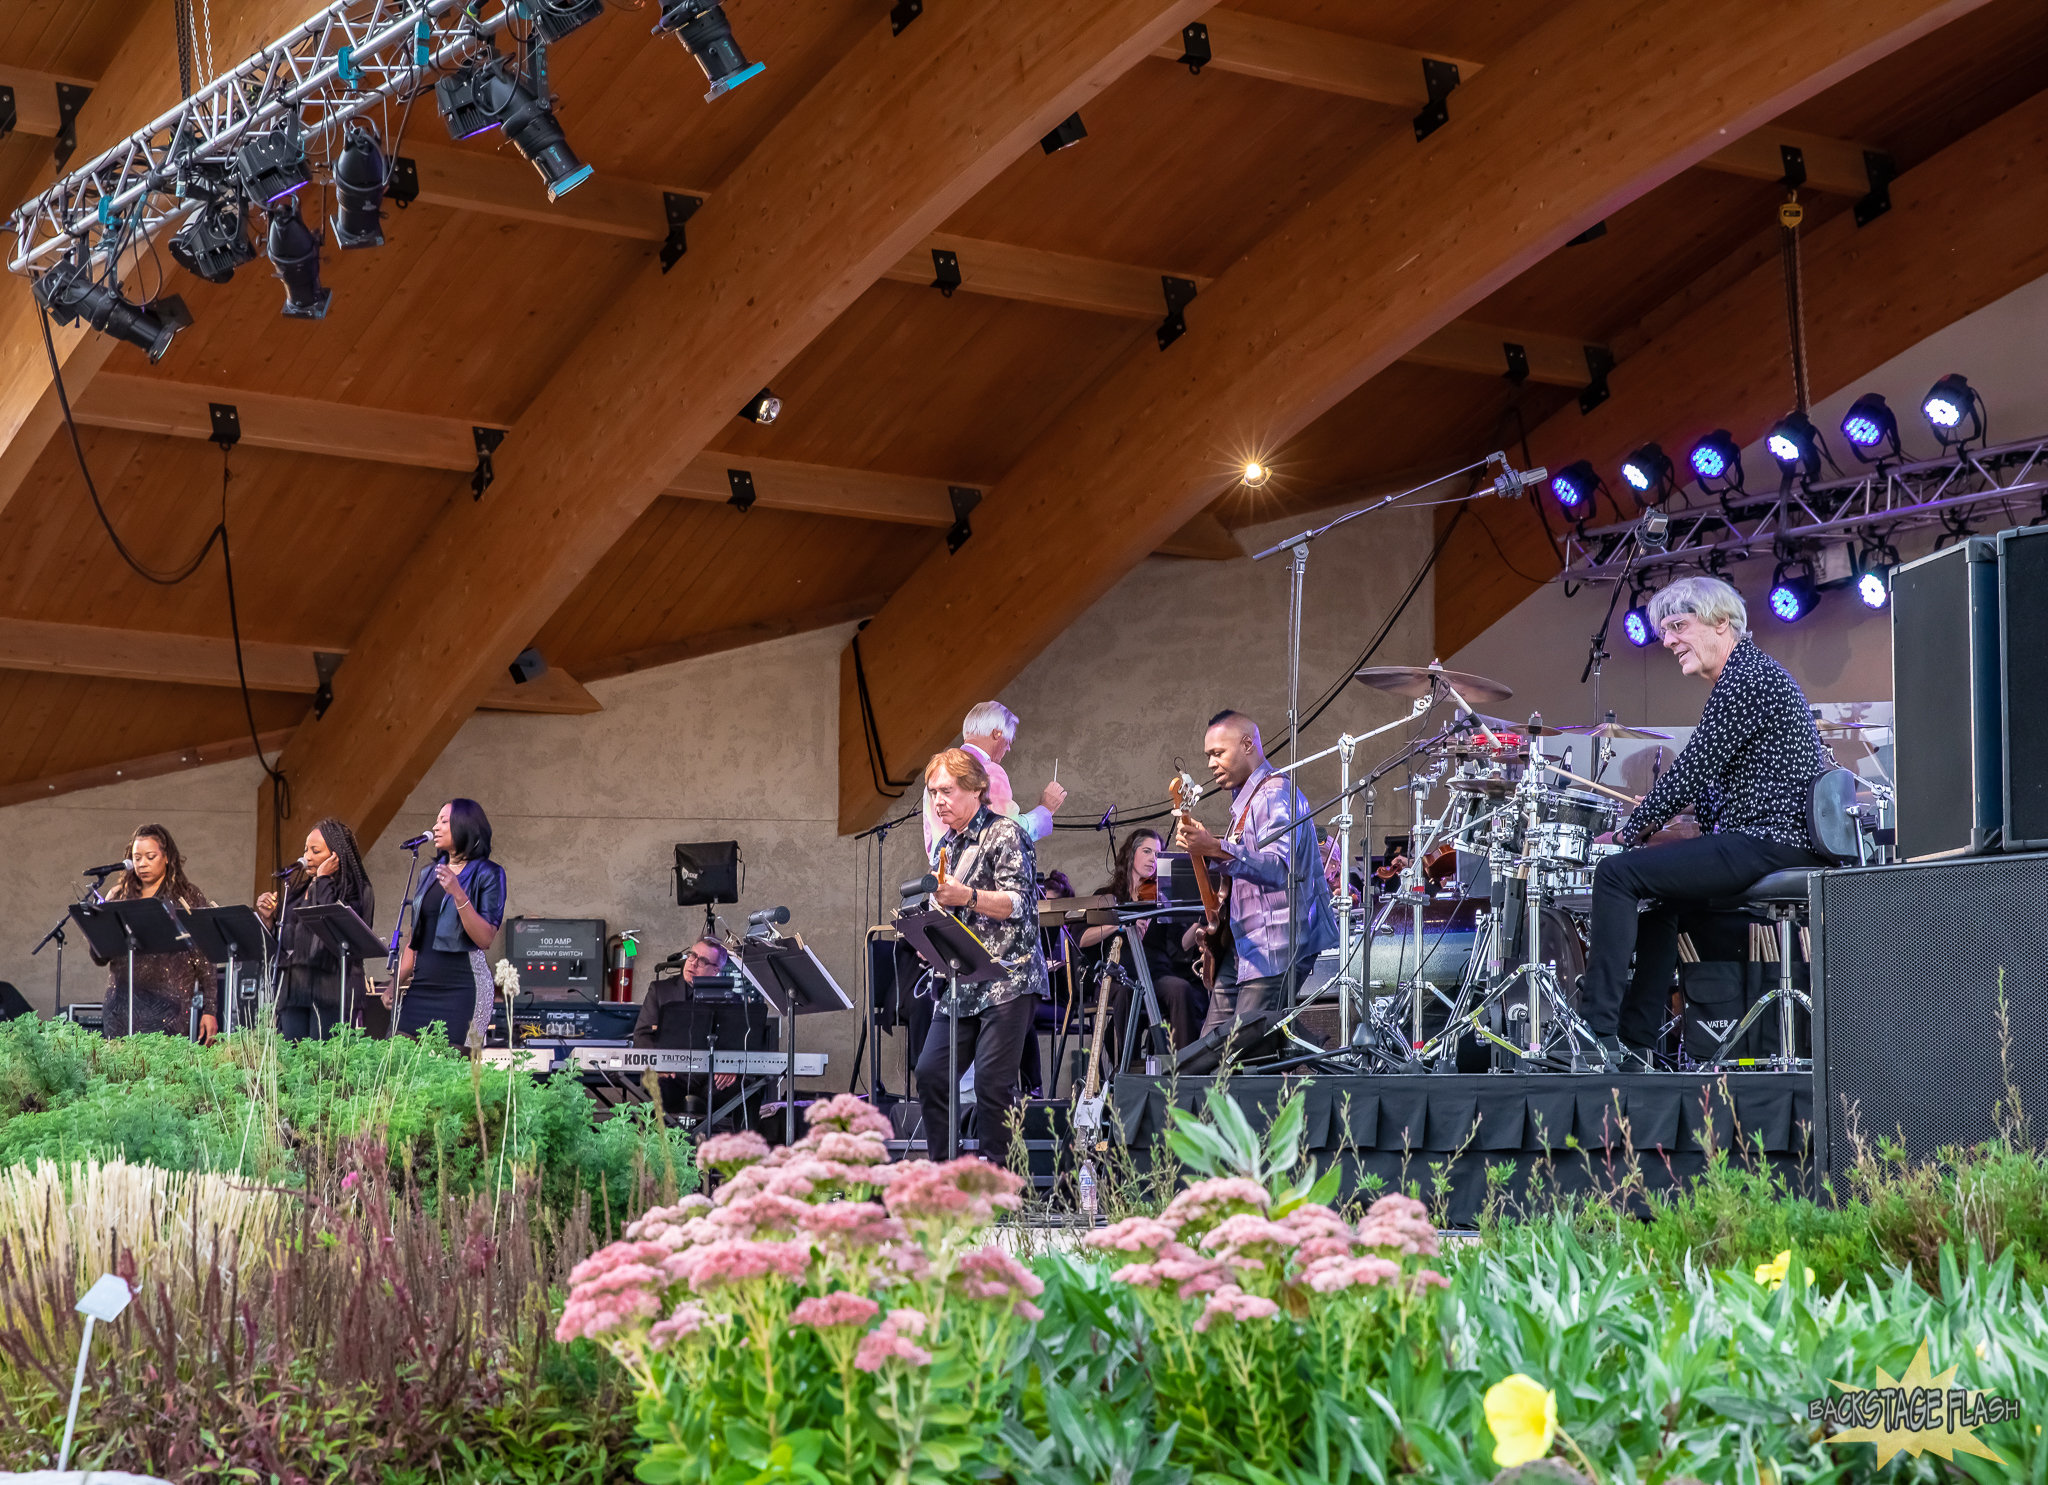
[1555,434,2048,584]
[7,0,529,278]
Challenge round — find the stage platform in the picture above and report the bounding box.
[1111,1072,1813,1225]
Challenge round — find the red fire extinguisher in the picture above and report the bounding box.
[608,929,640,1002]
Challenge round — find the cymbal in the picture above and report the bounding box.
[1354,665,1514,703]
[1557,721,1672,741]
[1817,719,1884,734]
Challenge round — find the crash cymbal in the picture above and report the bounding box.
[1557,721,1673,741]
[1353,664,1514,704]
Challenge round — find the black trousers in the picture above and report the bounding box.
[1584,831,1821,1045]
[277,1001,340,1041]
[1198,956,1317,1037]
[915,992,1037,1167]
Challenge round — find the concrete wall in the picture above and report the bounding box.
[0,503,1437,1091]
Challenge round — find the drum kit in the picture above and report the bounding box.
[1292,662,1677,1074]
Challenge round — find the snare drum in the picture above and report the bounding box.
[1546,787,1625,835]
[1529,820,1590,865]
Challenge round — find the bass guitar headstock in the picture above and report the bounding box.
[1169,768,1204,816]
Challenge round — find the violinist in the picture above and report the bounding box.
[1078,828,1206,1054]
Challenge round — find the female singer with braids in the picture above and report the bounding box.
[394,799,507,1047]
[256,819,375,1040]
[95,824,215,1039]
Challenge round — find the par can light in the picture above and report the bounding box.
[1857,570,1889,610]
[1841,392,1901,461]
[1622,606,1656,647]
[739,387,781,425]
[1689,429,1744,489]
[1922,373,1981,445]
[1619,443,1674,503]
[1766,410,1823,477]
[1551,460,1598,510]
[1767,560,1819,623]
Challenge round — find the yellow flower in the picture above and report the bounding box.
[1485,1373,1558,1468]
[1754,1251,1814,1290]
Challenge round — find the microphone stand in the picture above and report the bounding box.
[387,836,429,1025]
[855,803,919,1101]
[34,871,115,1020]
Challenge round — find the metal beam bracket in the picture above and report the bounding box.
[1502,343,1529,386]
[388,154,419,208]
[1178,22,1212,75]
[208,403,241,449]
[471,427,505,500]
[889,0,922,36]
[1157,276,1198,350]
[0,86,16,141]
[1412,59,1459,141]
[727,468,756,513]
[931,247,961,297]
[1778,144,1807,190]
[53,83,91,171]
[1566,220,1607,247]
[946,486,981,555]
[1854,150,1897,228]
[660,192,704,273]
[1577,346,1616,415]
[312,651,344,720]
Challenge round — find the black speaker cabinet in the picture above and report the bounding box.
[1891,537,2002,859]
[1998,525,2048,850]
[1812,854,2048,1186]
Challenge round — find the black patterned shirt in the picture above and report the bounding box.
[1619,636,1831,849]
[932,805,1048,1016]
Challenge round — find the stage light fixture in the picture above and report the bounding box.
[1766,410,1823,478]
[532,0,606,43]
[331,128,387,249]
[32,257,191,363]
[739,387,781,425]
[234,126,310,205]
[435,64,496,139]
[1689,429,1744,490]
[1768,559,1819,622]
[1922,373,1982,445]
[436,58,592,200]
[1240,460,1270,489]
[168,195,258,283]
[656,0,765,102]
[1840,392,1901,461]
[1856,569,1889,609]
[266,196,332,320]
[1622,604,1657,647]
[1619,443,1675,504]
[1550,460,1598,510]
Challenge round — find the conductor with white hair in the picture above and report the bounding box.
[1583,575,1832,1070]
[921,701,1067,860]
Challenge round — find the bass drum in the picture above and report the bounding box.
[1367,896,1484,993]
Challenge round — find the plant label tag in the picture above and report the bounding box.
[76,1272,132,1323]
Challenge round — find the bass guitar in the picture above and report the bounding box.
[1074,936,1121,1143]
[1169,770,1226,991]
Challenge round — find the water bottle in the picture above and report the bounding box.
[1077,1159,1097,1224]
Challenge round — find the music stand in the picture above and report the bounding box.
[182,907,269,1036]
[297,904,387,1032]
[893,909,1002,1160]
[70,898,186,1037]
[735,934,853,1145]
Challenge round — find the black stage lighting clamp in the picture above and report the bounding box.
[0,87,15,141]
[1158,275,1197,350]
[660,192,704,273]
[930,247,961,297]
[945,486,980,555]
[1778,144,1807,191]
[889,0,921,36]
[313,652,343,720]
[208,403,241,450]
[1177,22,1211,75]
[1502,342,1530,386]
[1412,59,1458,141]
[1578,346,1615,415]
[53,83,91,170]
[472,427,506,501]
[388,155,420,209]
[1853,151,1897,228]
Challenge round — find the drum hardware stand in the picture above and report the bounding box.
[1705,905,1813,1074]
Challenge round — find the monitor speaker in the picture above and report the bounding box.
[1998,525,2048,850]
[1890,537,2001,859]
[1812,854,2048,1186]
[674,841,741,906]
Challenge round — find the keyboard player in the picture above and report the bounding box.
[633,937,747,1122]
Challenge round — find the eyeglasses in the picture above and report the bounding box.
[683,951,722,971]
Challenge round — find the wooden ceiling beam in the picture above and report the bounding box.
[0,728,297,810]
[1433,85,2048,656]
[834,0,1987,834]
[261,0,1218,857]
[0,614,602,714]
[0,63,100,139]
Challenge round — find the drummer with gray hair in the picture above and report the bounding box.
[921,700,1068,860]
[1583,575,1832,1070]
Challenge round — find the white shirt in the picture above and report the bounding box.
[922,741,1054,860]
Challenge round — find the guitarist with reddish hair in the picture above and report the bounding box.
[1175,710,1337,1038]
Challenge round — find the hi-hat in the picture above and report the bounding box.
[1353,664,1513,703]
[1558,721,1672,741]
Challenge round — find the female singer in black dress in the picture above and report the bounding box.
[256,818,375,1041]
[394,799,506,1047]
[96,823,216,1039]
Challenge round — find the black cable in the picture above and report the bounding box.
[850,630,914,799]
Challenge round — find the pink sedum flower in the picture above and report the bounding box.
[1355,1192,1441,1257]
[709,1192,814,1239]
[879,1306,928,1338]
[1198,1214,1302,1255]
[647,1301,715,1350]
[682,1238,813,1292]
[1408,1268,1451,1292]
[955,1247,1046,1299]
[799,1201,905,1247]
[1160,1178,1271,1235]
[697,1130,773,1173]
[1193,1283,1280,1333]
[854,1331,932,1371]
[1084,1216,1181,1255]
[1013,1299,1045,1322]
[813,1131,891,1166]
[884,1158,1025,1227]
[805,1094,896,1139]
[1301,1253,1402,1293]
[790,1291,881,1330]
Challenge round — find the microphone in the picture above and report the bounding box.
[272,856,306,879]
[746,905,790,928]
[1488,452,1548,500]
[401,832,432,850]
[82,860,132,878]
[900,873,938,899]
[1096,805,1116,831]
[1636,508,1671,553]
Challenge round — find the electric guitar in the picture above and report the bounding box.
[1169,771,1226,991]
[1074,936,1121,1141]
